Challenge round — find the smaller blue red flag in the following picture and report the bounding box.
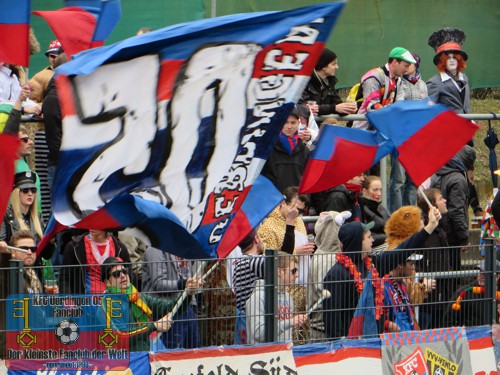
[348,269,378,339]
[0,0,30,66]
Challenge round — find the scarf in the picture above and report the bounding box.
[403,71,421,85]
[345,183,362,220]
[107,284,152,324]
[279,131,299,155]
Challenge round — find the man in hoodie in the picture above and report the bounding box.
[430,145,475,271]
[322,206,441,339]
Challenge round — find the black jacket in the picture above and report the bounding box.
[320,185,360,221]
[261,140,309,193]
[59,234,131,294]
[300,73,342,116]
[359,196,390,247]
[42,77,62,165]
[430,157,469,246]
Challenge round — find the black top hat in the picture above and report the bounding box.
[428,28,468,65]
[14,171,37,190]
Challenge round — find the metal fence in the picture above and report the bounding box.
[1,240,498,356]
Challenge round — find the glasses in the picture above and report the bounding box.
[20,187,37,194]
[110,269,128,278]
[18,246,37,252]
[20,136,31,143]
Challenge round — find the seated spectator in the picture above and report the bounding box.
[246,252,308,344]
[59,230,131,294]
[0,171,44,245]
[260,108,310,193]
[99,256,194,352]
[323,206,441,339]
[447,260,500,327]
[141,247,203,349]
[359,176,390,247]
[6,230,57,294]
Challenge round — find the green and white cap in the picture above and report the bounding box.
[389,47,417,64]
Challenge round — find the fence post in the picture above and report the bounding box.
[9,259,24,295]
[264,249,278,343]
[483,238,496,324]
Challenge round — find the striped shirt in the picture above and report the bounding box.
[232,255,265,311]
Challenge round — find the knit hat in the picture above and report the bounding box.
[456,145,476,171]
[428,28,468,65]
[385,206,422,250]
[389,47,417,64]
[14,171,37,190]
[45,40,62,56]
[101,256,124,282]
[315,48,337,70]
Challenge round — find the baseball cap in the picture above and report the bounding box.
[389,47,417,64]
[407,253,424,262]
[45,40,62,56]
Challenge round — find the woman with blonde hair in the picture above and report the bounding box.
[0,171,44,247]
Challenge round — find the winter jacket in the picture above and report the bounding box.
[42,77,62,165]
[321,185,360,220]
[299,73,343,116]
[359,196,390,247]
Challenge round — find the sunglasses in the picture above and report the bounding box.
[20,187,37,194]
[20,136,31,143]
[18,246,37,252]
[110,269,128,278]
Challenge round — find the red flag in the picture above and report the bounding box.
[0,0,30,66]
[0,134,19,219]
[33,7,97,59]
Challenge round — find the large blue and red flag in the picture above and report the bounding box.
[367,100,479,186]
[33,0,121,59]
[348,269,378,339]
[299,125,391,194]
[42,3,345,259]
[0,0,30,66]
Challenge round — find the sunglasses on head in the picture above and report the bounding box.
[110,268,128,278]
[20,136,30,143]
[18,246,37,252]
[20,187,37,194]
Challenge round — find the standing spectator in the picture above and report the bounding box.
[142,247,203,349]
[28,40,63,103]
[359,175,390,247]
[389,52,428,212]
[246,252,308,344]
[0,172,44,244]
[260,108,310,193]
[59,230,131,294]
[299,48,357,117]
[417,188,452,329]
[431,145,475,271]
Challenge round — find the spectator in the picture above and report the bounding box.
[430,145,475,270]
[307,210,351,341]
[5,230,56,294]
[260,108,310,193]
[299,48,357,117]
[417,188,452,329]
[141,247,203,349]
[323,206,441,338]
[447,260,500,327]
[99,256,193,352]
[0,171,44,245]
[28,40,63,103]
[246,252,307,344]
[59,230,131,294]
[359,175,390,247]
[389,52,427,212]
[319,173,365,220]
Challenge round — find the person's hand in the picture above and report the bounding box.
[423,278,436,291]
[0,241,8,254]
[23,104,41,115]
[298,127,311,142]
[460,243,471,253]
[291,313,308,327]
[285,200,299,225]
[295,242,315,255]
[335,102,357,114]
[154,313,173,332]
[18,84,31,102]
[306,103,318,116]
[424,207,441,234]
[387,321,400,332]
[186,276,203,295]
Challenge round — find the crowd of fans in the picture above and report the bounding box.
[1,25,499,353]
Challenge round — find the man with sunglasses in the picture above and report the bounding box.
[100,256,192,352]
[246,251,307,344]
[28,40,62,103]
